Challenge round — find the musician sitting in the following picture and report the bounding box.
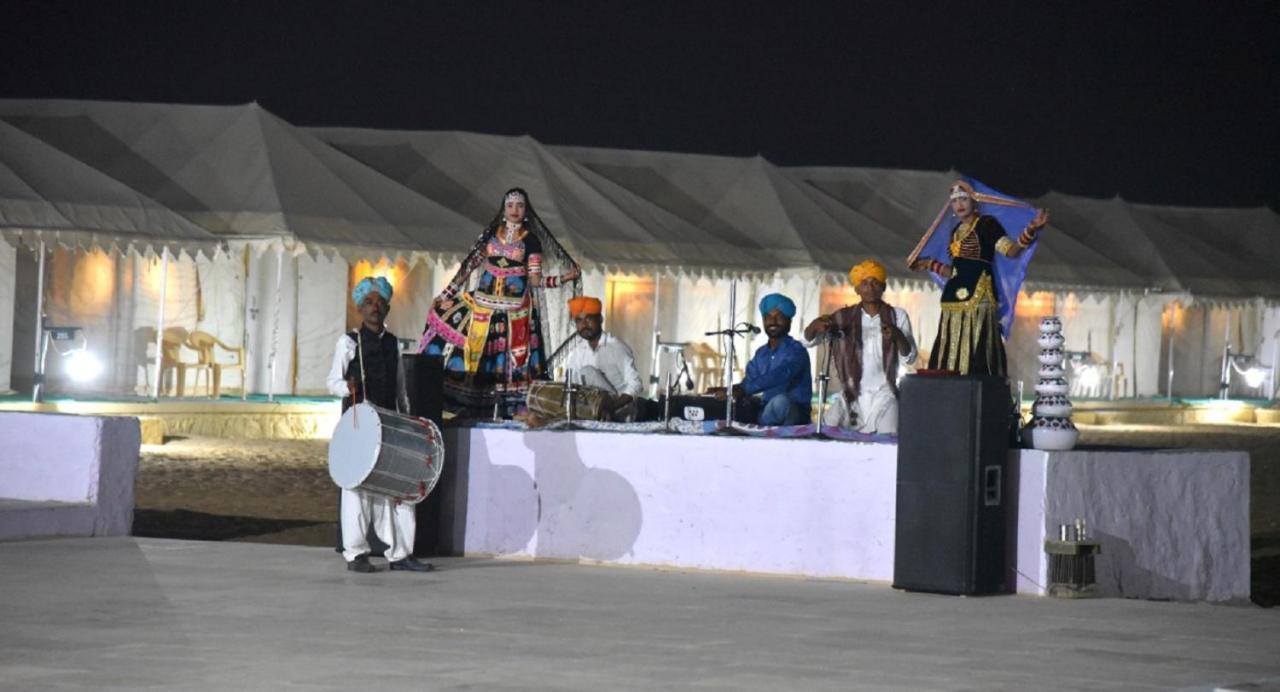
[562,296,644,421]
[804,260,917,434]
[325,276,432,574]
[728,293,812,426]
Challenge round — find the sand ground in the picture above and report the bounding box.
[132,424,1280,606]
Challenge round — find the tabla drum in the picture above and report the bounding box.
[526,381,608,421]
[328,403,445,504]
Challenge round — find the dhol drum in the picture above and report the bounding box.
[328,403,445,504]
[526,381,608,422]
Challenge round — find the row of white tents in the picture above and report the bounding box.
[1,98,1277,400]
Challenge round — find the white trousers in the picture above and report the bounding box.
[340,488,416,562]
[823,387,899,434]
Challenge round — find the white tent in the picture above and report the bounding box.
[2,98,1274,400]
[0,117,220,395]
[0,100,476,396]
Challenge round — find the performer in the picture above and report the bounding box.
[561,296,644,421]
[804,259,917,434]
[419,188,581,410]
[326,276,432,574]
[908,180,1048,377]
[728,293,812,426]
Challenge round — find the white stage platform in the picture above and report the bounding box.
[0,411,140,541]
[439,427,1250,602]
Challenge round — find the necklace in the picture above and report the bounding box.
[501,221,522,244]
[949,216,980,258]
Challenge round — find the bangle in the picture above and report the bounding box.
[545,276,558,289]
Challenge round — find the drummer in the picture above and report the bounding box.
[325,276,433,574]
[562,296,644,421]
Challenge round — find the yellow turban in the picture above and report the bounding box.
[849,259,887,287]
[568,296,603,318]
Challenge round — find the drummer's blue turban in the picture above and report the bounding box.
[759,293,796,319]
[352,276,393,305]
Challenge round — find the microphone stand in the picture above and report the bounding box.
[814,328,843,437]
[663,372,673,424]
[562,367,578,428]
[704,323,759,428]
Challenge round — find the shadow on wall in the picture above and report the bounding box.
[524,432,643,562]
[1093,529,1195,602]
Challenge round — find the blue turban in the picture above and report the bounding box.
[352,276,393,305]
[759,293,796,319]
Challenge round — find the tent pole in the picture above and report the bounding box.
[241,245,250,400]
[31,240,47,403]
[267,247,284,402]
[649,275,661,399]
[151,249,169,400]
[1166,307,1175,400]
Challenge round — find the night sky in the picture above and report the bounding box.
[4,1,1277,209]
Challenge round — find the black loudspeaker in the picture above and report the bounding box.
[335,354,445,557]
[403,354,445,556]
[893,374,1011,595]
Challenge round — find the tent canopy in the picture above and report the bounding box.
[313,129,780,274]
[0,118,217,255]
[0,99,475,258]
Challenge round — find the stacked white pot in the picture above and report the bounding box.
[1024,316,1079,450]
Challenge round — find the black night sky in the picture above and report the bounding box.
[4,1,1277,209]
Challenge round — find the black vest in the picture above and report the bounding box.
[341,327,400,413]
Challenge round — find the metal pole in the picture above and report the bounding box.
[151,248,169,400]
[31,240,46,403]
[1166,307,1175,400]
[266,247,283,402]
[725,280,736,426]
[1219,315,1231,400]
[815,336,834,436]
[240,245,251,400]
[1271,335,1279,401]
[649,275,662,399]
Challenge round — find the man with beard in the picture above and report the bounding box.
[561,296,644,421]
[729,293,812,426]
[805,259,917,434]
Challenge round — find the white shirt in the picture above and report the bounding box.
[858,308,917,395]
[562,331,643,397]
[326,330,409,414]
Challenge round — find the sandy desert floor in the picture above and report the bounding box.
[132,423,1280,607]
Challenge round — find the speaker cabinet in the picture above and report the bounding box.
[893,374,1011,595]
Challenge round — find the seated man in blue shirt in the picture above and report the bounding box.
[732,293,813,426]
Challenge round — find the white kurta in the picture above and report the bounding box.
[823,309,917,434]
[326,331,416,563]
[562,331,643,397]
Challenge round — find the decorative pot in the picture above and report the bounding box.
[1033,395,1073,418]
[1039,317,1063,333]
[1037,332,1065,349]
[1038,348,1065,365]
[1035,378,1070,396]
[1024,416,1079,451]
[1038,364,1065,379]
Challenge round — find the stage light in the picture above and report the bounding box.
[65,349,103,382]
[1077,366,1101,390]
[1244,367,1267,389]
[1222,347,1272,397]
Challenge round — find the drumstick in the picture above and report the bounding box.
[348,379,360,429]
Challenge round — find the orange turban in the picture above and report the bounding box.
[848,259,887,286]
[568,296,603,318]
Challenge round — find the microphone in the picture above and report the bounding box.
[738,323,761,334]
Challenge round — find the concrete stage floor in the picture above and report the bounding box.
[2,538,1278,691]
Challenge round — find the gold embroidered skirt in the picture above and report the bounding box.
[928,263,1007,377]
